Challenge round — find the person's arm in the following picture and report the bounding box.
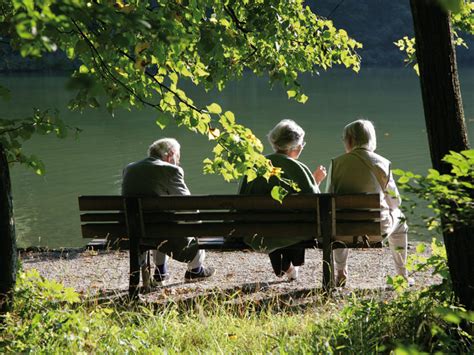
[298,163,320,193]
[167,166,191,196]
[324,161,334,193]
[312,165,327,187]
[384,170,401,210]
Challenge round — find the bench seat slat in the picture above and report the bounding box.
[193,237,382,251]
[141,211,317,223]
[335,221,380,236]
[335,194,380,209]
[82,222,319,239]
[82,220,380,242]
[80,210,378,224]
[82,223,127,238]
[336,210,380,220]
[81,213,125,223]
[143,222,319,238]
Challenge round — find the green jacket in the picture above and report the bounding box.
[238,153,320,252]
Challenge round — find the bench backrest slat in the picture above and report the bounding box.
[78,194,381,244]
[78,194,380,211]
[139,194,321,210]
[79,196,123,211]
[334,194,380,209]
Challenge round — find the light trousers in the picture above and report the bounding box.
[139,237,205,271]
[333,208,408,277]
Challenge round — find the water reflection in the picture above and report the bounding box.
[2,68,473,247]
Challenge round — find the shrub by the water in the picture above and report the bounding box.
[1,150,473,353]
[1,241,472,354]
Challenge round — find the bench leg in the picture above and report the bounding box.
[125,197,143,300]
[129,245,140,299]
[322,240,334,292]
[320,195,335,292]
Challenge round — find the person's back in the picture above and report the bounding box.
[328,148,395,217]
[326,119,410,287]
[330,149,387,194]
[240,153,318,195]
[122,157,189,197]
[238,119,327,281]
[121,138,213,286]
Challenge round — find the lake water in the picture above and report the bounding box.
[2,68,473,248]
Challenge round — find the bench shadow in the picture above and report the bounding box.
[20,248,89,263]
[83,279,391,314]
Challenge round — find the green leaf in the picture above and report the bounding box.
[246,169,257,183]
[156,115,170,129]
[442,311,462,324]
[297,94,308,104]
[206,103,222,114]
[287,90,297,98]
[223,111,235,124]
[79,64,89,74]
[416,243,426,254]
[398,176,410,184]
[271,186,288,204]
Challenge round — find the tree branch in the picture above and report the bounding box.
[0,122,33,135]
[71,19,163,111]
[224,5,250,34]
[117,49,203,113]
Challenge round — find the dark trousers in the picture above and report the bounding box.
[269,247,305,276]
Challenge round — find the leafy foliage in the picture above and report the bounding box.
[393,150,474,232]
[1,0,361,184]
[0,95,80,174]
[394,0,473,73]
[1,257,473,353]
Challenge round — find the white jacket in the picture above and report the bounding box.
[326,148,402,232]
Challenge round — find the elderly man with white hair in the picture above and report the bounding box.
[122,138,215,286]
[239,119,327,281]
[326,119,412,287]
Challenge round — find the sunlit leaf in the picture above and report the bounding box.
[206,103,222,114]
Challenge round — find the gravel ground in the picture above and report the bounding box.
[20,242,440,303]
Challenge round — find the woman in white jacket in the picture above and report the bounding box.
[326,119,411,287]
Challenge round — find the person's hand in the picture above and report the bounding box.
[313,165,327,185]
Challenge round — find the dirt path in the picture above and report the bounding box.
[20,243,439,303]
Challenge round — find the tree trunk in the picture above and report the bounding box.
[0,143,16,315]
[410,0,473,310]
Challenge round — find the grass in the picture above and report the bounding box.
[1,268,472,353]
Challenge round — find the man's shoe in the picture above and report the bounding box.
[335,274,347,288]
[286,266,299,282]
[152,270,170,285]
[184,266,215,282]
[406,277,415,287]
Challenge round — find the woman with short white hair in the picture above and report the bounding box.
[326,119,411,286]
[240,119,327,281]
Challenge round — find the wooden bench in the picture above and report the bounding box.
[78,193,382,297]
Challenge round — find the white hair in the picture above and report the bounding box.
[343,119,377,152]
[148,138,180,159]
[267,119,305,152]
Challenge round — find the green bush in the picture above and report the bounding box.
[2,151,472,352]
[1,258,473,353]
[393,149,474,232]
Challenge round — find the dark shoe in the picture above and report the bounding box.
[184,266,215,282]
[335,275,347,288]
[153,270,170,285]
[285,265,299,282]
